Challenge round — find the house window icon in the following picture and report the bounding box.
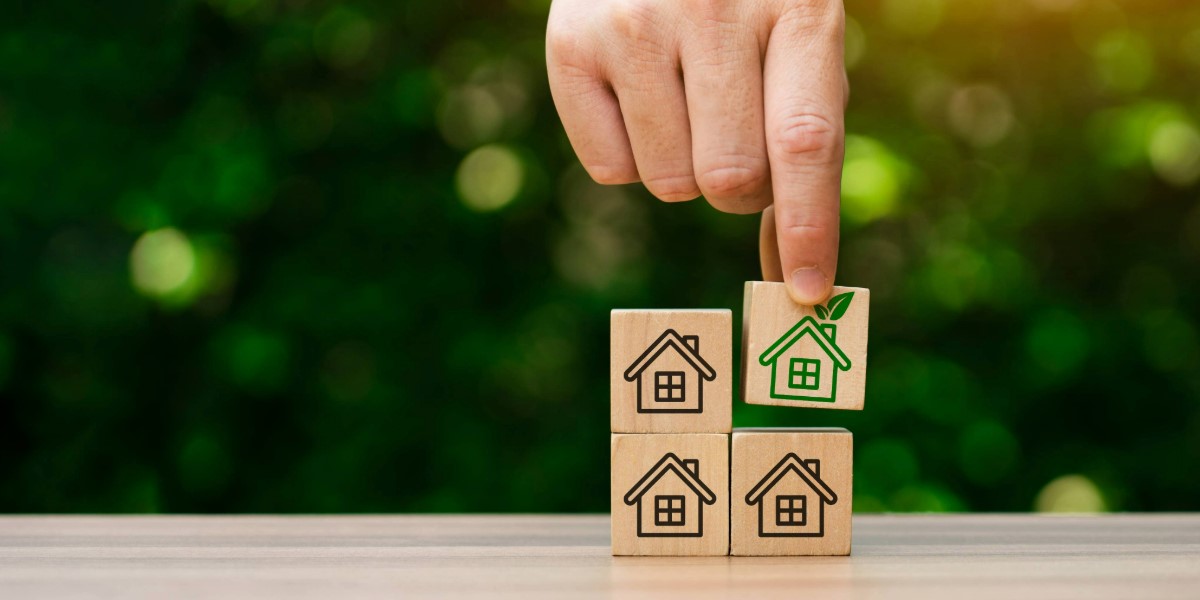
[654,495,686,526]
[788,358,821,391]
[654,372,685,402]
[624,330,717,414]
[775,495,807,526]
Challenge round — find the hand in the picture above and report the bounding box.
[546,0,847,304]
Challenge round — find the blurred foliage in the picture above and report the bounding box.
[1,0,1199,514]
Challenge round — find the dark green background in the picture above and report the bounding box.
[2,0,1198,513]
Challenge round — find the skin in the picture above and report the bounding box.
[546,0,848,304]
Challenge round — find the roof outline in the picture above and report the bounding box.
[745,453,838,506]
[758,316,851,371]
[623,453,718,506]
[624,329,717,382]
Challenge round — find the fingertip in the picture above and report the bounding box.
[585,163,640,185]
[788,266,830,305]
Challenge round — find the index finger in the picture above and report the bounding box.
[762,3,846,305]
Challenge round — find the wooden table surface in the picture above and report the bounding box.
[1,514,1198,599]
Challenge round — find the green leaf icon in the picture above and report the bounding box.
[814,304,830,320]
[826,292,855,320]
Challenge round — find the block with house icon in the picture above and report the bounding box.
[731,428,853,556]
[611,433,730,555]
[742,282,869,410]
[611,310,732,433]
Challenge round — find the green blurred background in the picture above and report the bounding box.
[2,0,1199,513]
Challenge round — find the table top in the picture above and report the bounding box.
[1,514,1198,599]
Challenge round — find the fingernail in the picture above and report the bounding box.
[789,267,829,305]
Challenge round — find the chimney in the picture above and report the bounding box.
[803,459,820,477]
[682,335,700,353]
[819,324,836,341]
[682,459,700,477]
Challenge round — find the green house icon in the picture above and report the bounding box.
[758,316,852,402]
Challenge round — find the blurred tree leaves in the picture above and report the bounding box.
[0,0,1198,513]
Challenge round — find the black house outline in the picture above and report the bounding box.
[623,329,717,414]
[623,453,717,537]
[744,454,838,538]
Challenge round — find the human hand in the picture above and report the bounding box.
[546,0,847,304]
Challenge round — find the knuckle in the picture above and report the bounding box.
[770,112,842,164]
[546,7,593,65]
[609,0,662,41]
[643,174,701,202]
[776,202,839,245]
[779,217,830,244]
[781,218,826,236]
[546,27,582,65]
[697,162,768,200]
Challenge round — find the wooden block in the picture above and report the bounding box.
[611,310,732,433]
[611,433,730,556]
[730,428,853,556]
[741,282,869,410]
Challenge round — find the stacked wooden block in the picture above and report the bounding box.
[611,282,869,556]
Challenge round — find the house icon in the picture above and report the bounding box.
[758,316,851,402]
[623,453,717,537]
[745,454,838,537]
[623,329,717,414]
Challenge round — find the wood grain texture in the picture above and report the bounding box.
[611,309,732,433]
[731,428,852,556]
[742,282,869,410]
[611,433,730,555]
[1,514,1199,599]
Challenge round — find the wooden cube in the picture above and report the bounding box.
[730,428,852,556]
[741,282,869,410]
[611,310,732,433]
[611,433,730,556]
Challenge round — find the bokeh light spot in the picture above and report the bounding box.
[923,243,992,311]
[553,167,648,292]
[455,144,524,212]
[438,86,505,148]
[1035,474,1108,513]
[130,228,196,299]
[1089,101,1189,169]
[1092,31,1154,93]
[948,84,1015,147]
[1147,120,1200,187]
[841,135,907,225]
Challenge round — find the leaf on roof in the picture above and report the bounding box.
[814,304,829,320]
[827,292,855,320]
